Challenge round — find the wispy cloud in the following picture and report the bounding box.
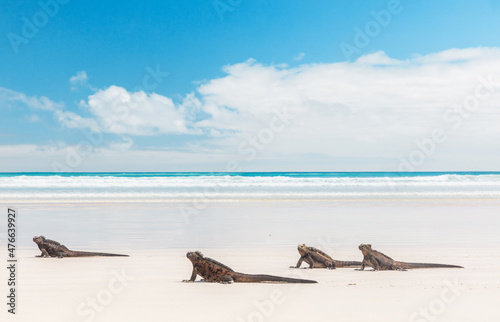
[293,52,305,61]
[108,136,134,152]
[69,71,95,91]
[27,114,41,123]
[0,86,63,111]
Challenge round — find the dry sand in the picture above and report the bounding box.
[2,247,500,322]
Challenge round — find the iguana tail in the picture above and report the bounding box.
[333,260,362,268]
[65,251,129,257]
[235,274,317,283]
[399,262,463,269]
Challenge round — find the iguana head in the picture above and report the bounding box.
[358,244,372,255]
[298,244,308,256]
[186,251,203,263]
[33,236,46,244]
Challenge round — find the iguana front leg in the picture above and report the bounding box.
[37,249,50,258]
[290,256,304,268]
[356,259,367,271]
[183,267,198,282]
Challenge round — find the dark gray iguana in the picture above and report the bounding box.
[357,244,463,271]
[33,236,129,258]
[290,244,362,269]
[183,251,317,284]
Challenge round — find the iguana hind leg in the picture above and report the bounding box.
[220,276,234,284]
[392,263,406,271]
[370,258,381,271]
[326,261,336,270]
[306,254,315,269]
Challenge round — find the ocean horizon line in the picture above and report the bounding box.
[2,171,500,178]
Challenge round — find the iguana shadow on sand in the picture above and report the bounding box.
[357,244,463,271]
[33,236,129,258]
[183,251,317,284]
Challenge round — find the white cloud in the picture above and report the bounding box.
[355,51,402,65]
[413,47,498,64]
[191,47,500,167]
[69,71,89,91]
[84,85,190,135]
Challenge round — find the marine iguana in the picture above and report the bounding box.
[33,236,129,258]
[357,244,463,271]
[183,251,317,284]
[290,244,362,269]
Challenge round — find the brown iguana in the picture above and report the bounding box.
[33,236,129,258]
[357,244,463,271]
[183,251,317,284]
[290,244,361,269]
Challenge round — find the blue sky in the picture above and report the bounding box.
[1,0,500,171]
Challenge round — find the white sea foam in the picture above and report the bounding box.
[1,174,500,201]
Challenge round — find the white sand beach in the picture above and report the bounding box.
[3,247,500,322]
[2,199,500,322]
